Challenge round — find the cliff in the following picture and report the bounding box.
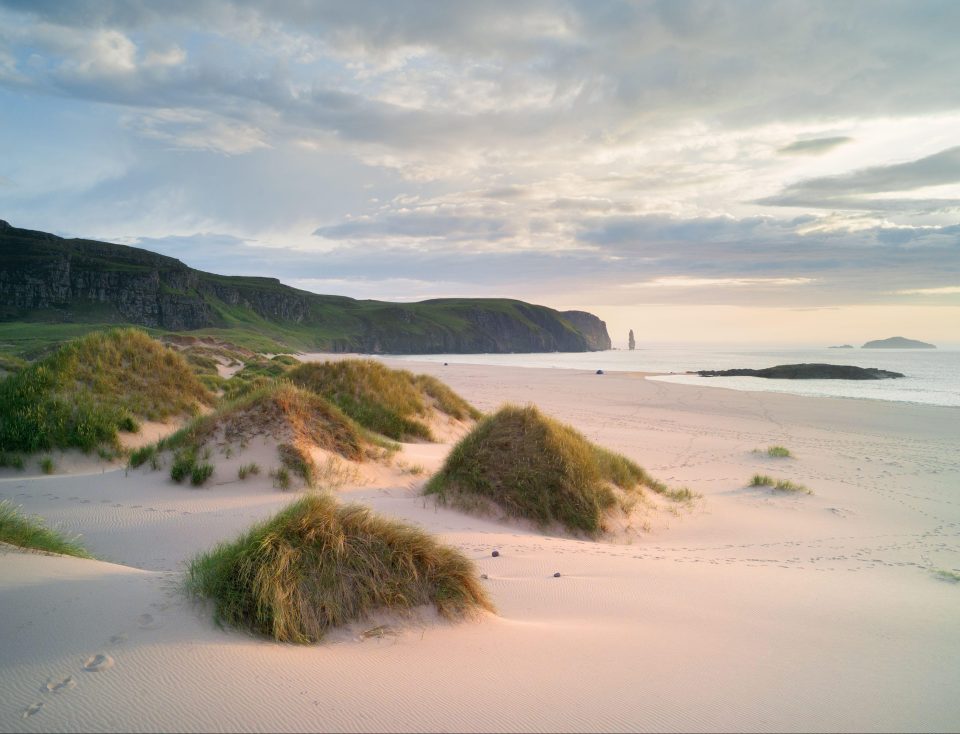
[0,221,611,354]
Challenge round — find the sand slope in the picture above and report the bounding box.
[2,361,958,732]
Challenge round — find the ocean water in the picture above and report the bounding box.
[386,345,960,408]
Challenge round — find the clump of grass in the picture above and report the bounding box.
[270,466,292,490]
[170,449,197,483]
[0,328,212,453]
[40,457,55,474]
[750,474,812,494]
[278,443,317,487]
[238,463,261,480]
[191,462,215,486]
[766,445,792,458]
[425,404,665,536]
[932,568,960,583]
[186,494,493,643]
[0,500,92,558]
[289,360,479,441]
[128,444,157,469]
[0,452,25,470]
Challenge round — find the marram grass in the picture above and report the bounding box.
[750,474,813,494]
[289,359,480,441]
[425,404,669,536]
[0,500,92,558]
[186,494,493,643]
[0,328,211,453]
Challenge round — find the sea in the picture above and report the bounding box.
[386,345,960,408]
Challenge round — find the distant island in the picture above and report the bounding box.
[0,220,611,355]
[696,363,905,380]
[862,336,936,349]
[828,344,854,349]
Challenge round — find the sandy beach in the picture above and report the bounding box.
[2,360,958,733]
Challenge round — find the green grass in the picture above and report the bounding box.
[171,449,198,483]
[0,452,25,470]
[278,443,316,487]
[425,404,667,536]
[238,463,261,480]
[191,462,215,486]
[0,500,92,558]
[128,444,157,469]
[932,568,960,583]
[766,445,792,458]
[270,467,292,490]
[40,457,55,474]
[750,474,812,494]
[288,360,479,442]
[186,494,493,643]
[0,328,212,453]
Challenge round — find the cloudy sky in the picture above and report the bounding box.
[1,1,958,345]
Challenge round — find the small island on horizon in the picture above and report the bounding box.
[862,336,936,349]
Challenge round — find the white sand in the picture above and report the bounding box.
[1,361,958,732]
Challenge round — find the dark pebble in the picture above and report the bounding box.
[596,369,604,375]
[480,573,488,580]
[491,550,500,557]
[553,572,561,578]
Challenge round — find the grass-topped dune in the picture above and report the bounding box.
[289,359,481,442]
[187,493,493,643]
[133,381,381,488]
[0,328,212,453]
[0,500,92,558]
[425,405,681,537]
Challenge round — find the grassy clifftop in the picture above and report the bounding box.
[0,220,611,357]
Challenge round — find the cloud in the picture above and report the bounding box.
[760,145,960,210]
[894,285,960,295]
[778,136,851,156]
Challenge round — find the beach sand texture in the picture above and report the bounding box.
[2,361,958,732]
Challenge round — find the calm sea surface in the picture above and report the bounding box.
[386,345,960,408]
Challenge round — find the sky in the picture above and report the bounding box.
[1,0,958,347]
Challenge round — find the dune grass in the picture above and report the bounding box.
[425,404,668,536]
[288,360,479,441]
[0,328,212,453]
[237,462,261,480]
[750,474,812,494]
[0,500,92,558]
[932,568,960,583]
[186,494,493,643]
[161,381,367,463]
[766,445,792,458]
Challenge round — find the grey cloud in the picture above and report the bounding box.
[314,213,513,242]
[778,136,852,156]
[759,146,960,211]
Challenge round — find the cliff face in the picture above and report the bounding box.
[0,221,611,354]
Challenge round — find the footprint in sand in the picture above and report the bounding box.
[82,654,114,672]
[43,675,77,693]
[21,702,43,718]
[137,613,162,630]
[108,633,128,645]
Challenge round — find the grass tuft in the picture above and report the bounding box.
[40,457,55,474]
[750,474,812,494]
[932,568,960,583]
[186,494,493,643]
[425,404,666,536]
[766,445,792,458]
[270,466,292,491]
[128,444,157,469]
[0,500,92,558]
[191,462,215,486]
[238,463,261,480]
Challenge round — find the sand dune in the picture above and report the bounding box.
[2,361,958,732]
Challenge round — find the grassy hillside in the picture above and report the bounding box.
[0,220,611,357]
[289,359,480,441]
[0,328,211,452]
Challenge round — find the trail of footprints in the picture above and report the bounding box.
[19,606,166,720]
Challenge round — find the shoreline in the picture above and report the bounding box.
[2,357,958,732]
